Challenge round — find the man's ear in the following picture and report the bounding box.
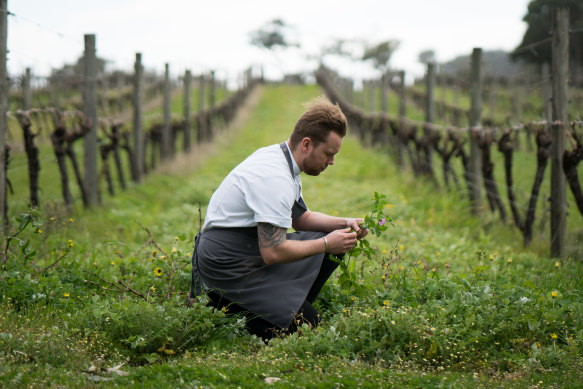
[301,137,312,152]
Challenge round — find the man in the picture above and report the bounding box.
[190,96,367,339]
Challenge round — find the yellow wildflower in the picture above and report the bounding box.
[63,292,70,298]
[551,290,558,298]
[154,267,163,277]
[550,333,558,340]
[507,258,513,263]
[555,261,561,268]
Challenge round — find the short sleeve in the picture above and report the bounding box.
[244,175,295,228]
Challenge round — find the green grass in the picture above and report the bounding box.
[1,84,582,388]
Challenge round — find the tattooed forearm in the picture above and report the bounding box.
[258,223,286,249]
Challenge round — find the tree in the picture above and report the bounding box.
[249,19,299,51]
[362,40,400,75]
[418,50,436,65]
[249,19,300,79]
[319,39,354,59]
[512,0,583,76]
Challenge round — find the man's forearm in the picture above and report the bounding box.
[259,237,326,265]
[292,210,347,232]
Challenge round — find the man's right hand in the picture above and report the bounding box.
[325,228,358,255]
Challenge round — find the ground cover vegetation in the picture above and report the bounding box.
[1,84,582,387]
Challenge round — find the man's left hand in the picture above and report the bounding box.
[345,218,368,240]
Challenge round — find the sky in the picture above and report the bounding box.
[7,0,532,87]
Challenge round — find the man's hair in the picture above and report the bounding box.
[289,96,347,149]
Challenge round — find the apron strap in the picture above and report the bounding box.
[279,141,295,177]
[280,141,308,220]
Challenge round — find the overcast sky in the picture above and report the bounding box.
[7,0,532,85]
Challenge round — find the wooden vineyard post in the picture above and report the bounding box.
[346,78,354,104]
[116,72,124,113]
[183,70,192,153]
[397,70,406,167]
[197,74,206,143]
[424,62,436,172]
[208,70,215,138]
[381,72,388,113]
[360,80,366,109]
[23,67,32,110]
[398,71,407,119]
[369,80,375,111]
[132,53,144,183]
[162,63,171,160]
[468,48,483,214]
[542,62,552,122]
[0,0,7,224]
[550,7,569,258]
[425,62,435,125]
[51,74,61,110]
[83,34,99,207]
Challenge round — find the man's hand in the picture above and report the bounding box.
[325,228,358,255]
[345,218,368,240]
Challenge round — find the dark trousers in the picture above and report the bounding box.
[207,254,339,340]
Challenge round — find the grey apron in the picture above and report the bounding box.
[190,142,326,329]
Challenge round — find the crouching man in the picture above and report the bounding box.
[190,96,367,340]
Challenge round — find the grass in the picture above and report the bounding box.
[1,84,582,388]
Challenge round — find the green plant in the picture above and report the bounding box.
[2,212,42,265]
[69,296,249,364]
[334,192,392,295]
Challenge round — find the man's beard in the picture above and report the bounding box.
[303,164,324,176]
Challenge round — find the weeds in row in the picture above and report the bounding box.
[1,192,582,380]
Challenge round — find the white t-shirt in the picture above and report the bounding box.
[203,142,303,231]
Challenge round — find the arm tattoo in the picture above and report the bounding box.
[258,223,286,249]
